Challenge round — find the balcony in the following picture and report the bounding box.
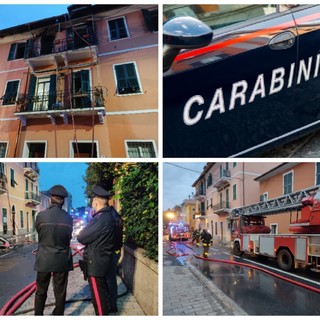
[24,166,39,182]
[212,201,231,215]
[213,170,231,190]
[14,87,106,126]
[25,191,41,207]
[25,34,97,71]
[0,174,7,194]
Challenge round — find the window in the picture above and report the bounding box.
[316,163,320,185]
[7,42,26,60]
[0,142,8,157]
[2,80,19,105]
[20,211,24,229]
[125,141,156,158]
[260,193,268,202]
[10,168,15,188]
[72,70,91,108]
[71,141,98,158]
[233,162,237,168]
[270,224,278,234]
[108,17,129,41]
[283,171,293,194]
[207,173,212,188]
[114,62,142,95]
[232,183,237,200]
[141,9,159,32]
[23,142,46,158]
[163,5,277,32]
[226,188,229,208]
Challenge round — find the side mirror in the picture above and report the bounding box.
[163,16,213,72]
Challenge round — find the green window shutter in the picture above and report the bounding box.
[27,75,37,111]
[115,63,141,94]
[8,43,17,61]
[48,74,56,110]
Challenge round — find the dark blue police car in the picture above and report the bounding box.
[163,5,320,157]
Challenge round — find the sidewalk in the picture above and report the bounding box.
[14,264,145,316]
[163,245,247,316]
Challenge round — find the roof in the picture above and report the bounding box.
[192,162,214,187]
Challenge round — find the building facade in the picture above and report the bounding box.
[0,5,158,158]
[192,162,280,244]
[0,162,40,237]
[255,162,320,234]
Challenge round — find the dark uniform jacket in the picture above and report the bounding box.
[77,206,121,277]
[201,231,212,244]
[34,204,73,272]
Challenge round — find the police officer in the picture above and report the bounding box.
[201,229,212,258]
[106,205,123,313]
[34,185,73,315]
[77,184,122,315]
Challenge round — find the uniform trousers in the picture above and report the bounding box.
[88,275,109,315]
[106,251,120,311]
[34,271,69,315]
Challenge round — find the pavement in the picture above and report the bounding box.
[163,241,247,316]
[2,235,145,316]
[13,266,145,316]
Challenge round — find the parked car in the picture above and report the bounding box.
[163,5,320,157]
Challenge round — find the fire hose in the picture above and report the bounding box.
[194,254,320,294]
[0,244,84,315]
[0,244,128,315]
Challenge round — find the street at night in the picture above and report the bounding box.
[163,238,320,315]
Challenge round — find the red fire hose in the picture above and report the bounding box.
[0,245,84,315]
[194,254,320,294]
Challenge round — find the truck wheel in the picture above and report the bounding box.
[277,249,293,271]
[233,242,243,256]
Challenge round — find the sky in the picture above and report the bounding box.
[38,162,88,208]
[163,162,207,211]
[0,5,70,30]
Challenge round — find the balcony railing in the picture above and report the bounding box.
[212,201,231,215]
[25,191,41,204]
[213,170,231,190]
[25,34,97,59]
[14,87,105,114]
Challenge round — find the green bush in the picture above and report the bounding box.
[84,162,158,261]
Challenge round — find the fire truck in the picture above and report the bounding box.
[231,189,320,272]
[168,222,191,241]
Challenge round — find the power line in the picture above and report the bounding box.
[165,163,204,174]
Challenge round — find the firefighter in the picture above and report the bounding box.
[77,184,122,315]
[195,227,201,246]
[201,229,212,258]
[34,185,73,315]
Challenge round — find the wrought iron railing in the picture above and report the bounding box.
[15,87,105,113]
[25,191,41,203]
[25,34,97,58]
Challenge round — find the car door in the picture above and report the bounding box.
[163,5,300,157]
[290,6,320,135]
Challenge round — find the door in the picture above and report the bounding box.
[163,5,300,157]
[35,77,50,111]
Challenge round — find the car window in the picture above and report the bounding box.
[163,5,278,31]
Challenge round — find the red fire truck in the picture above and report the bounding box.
[231,192,320,272]
[168,222,191,241]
